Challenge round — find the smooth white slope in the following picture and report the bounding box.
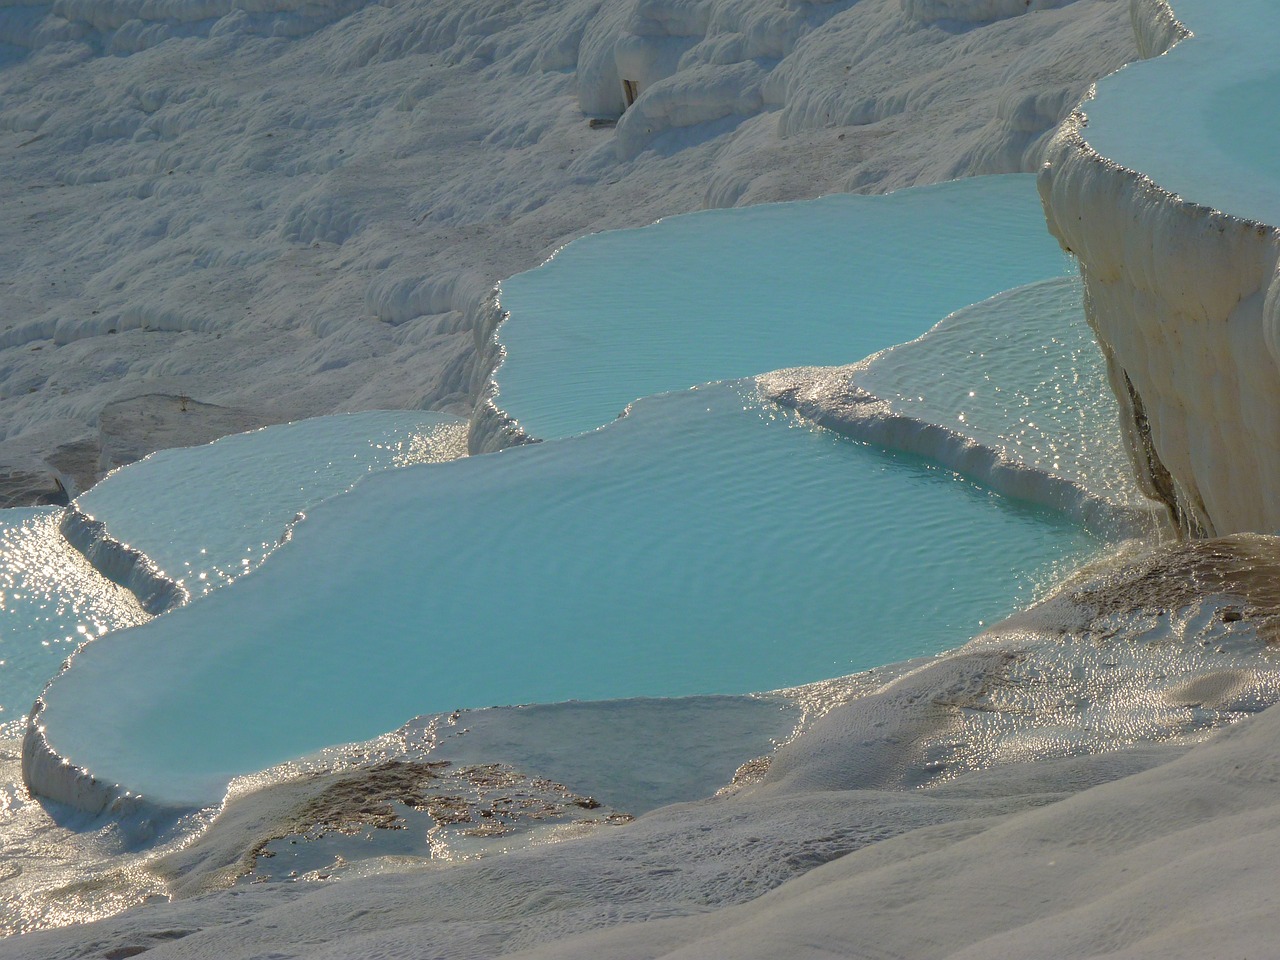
[0,0,1134,497]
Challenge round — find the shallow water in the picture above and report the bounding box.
[495,174,1074,440]
[39,381,1097,805]
[0,414,467,722]
[855,276,1139,507]
[74,412,467,597]
[0,509,147,721]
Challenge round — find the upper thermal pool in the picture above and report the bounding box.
[494,174,1074,440]
[1083,1,1278,225]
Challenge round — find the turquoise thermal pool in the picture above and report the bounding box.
[34,174,1110,810]
[1083,1,1278,225]
[37,380,1097,805]
[495,174,1074,440]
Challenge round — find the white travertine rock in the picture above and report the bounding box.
[1040,0,1280,537]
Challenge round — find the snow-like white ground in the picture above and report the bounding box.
[22,0,1280,956]
[0,0,1133,500]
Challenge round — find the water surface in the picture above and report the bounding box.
[40,382,1098,805]
[496,174,1074,439]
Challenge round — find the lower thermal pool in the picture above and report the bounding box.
[37,381,1101,806]
[495,174,1074,440]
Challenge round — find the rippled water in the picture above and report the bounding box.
[0,509,147,721]
[74,412,468,598]
[38,380,1098,805]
